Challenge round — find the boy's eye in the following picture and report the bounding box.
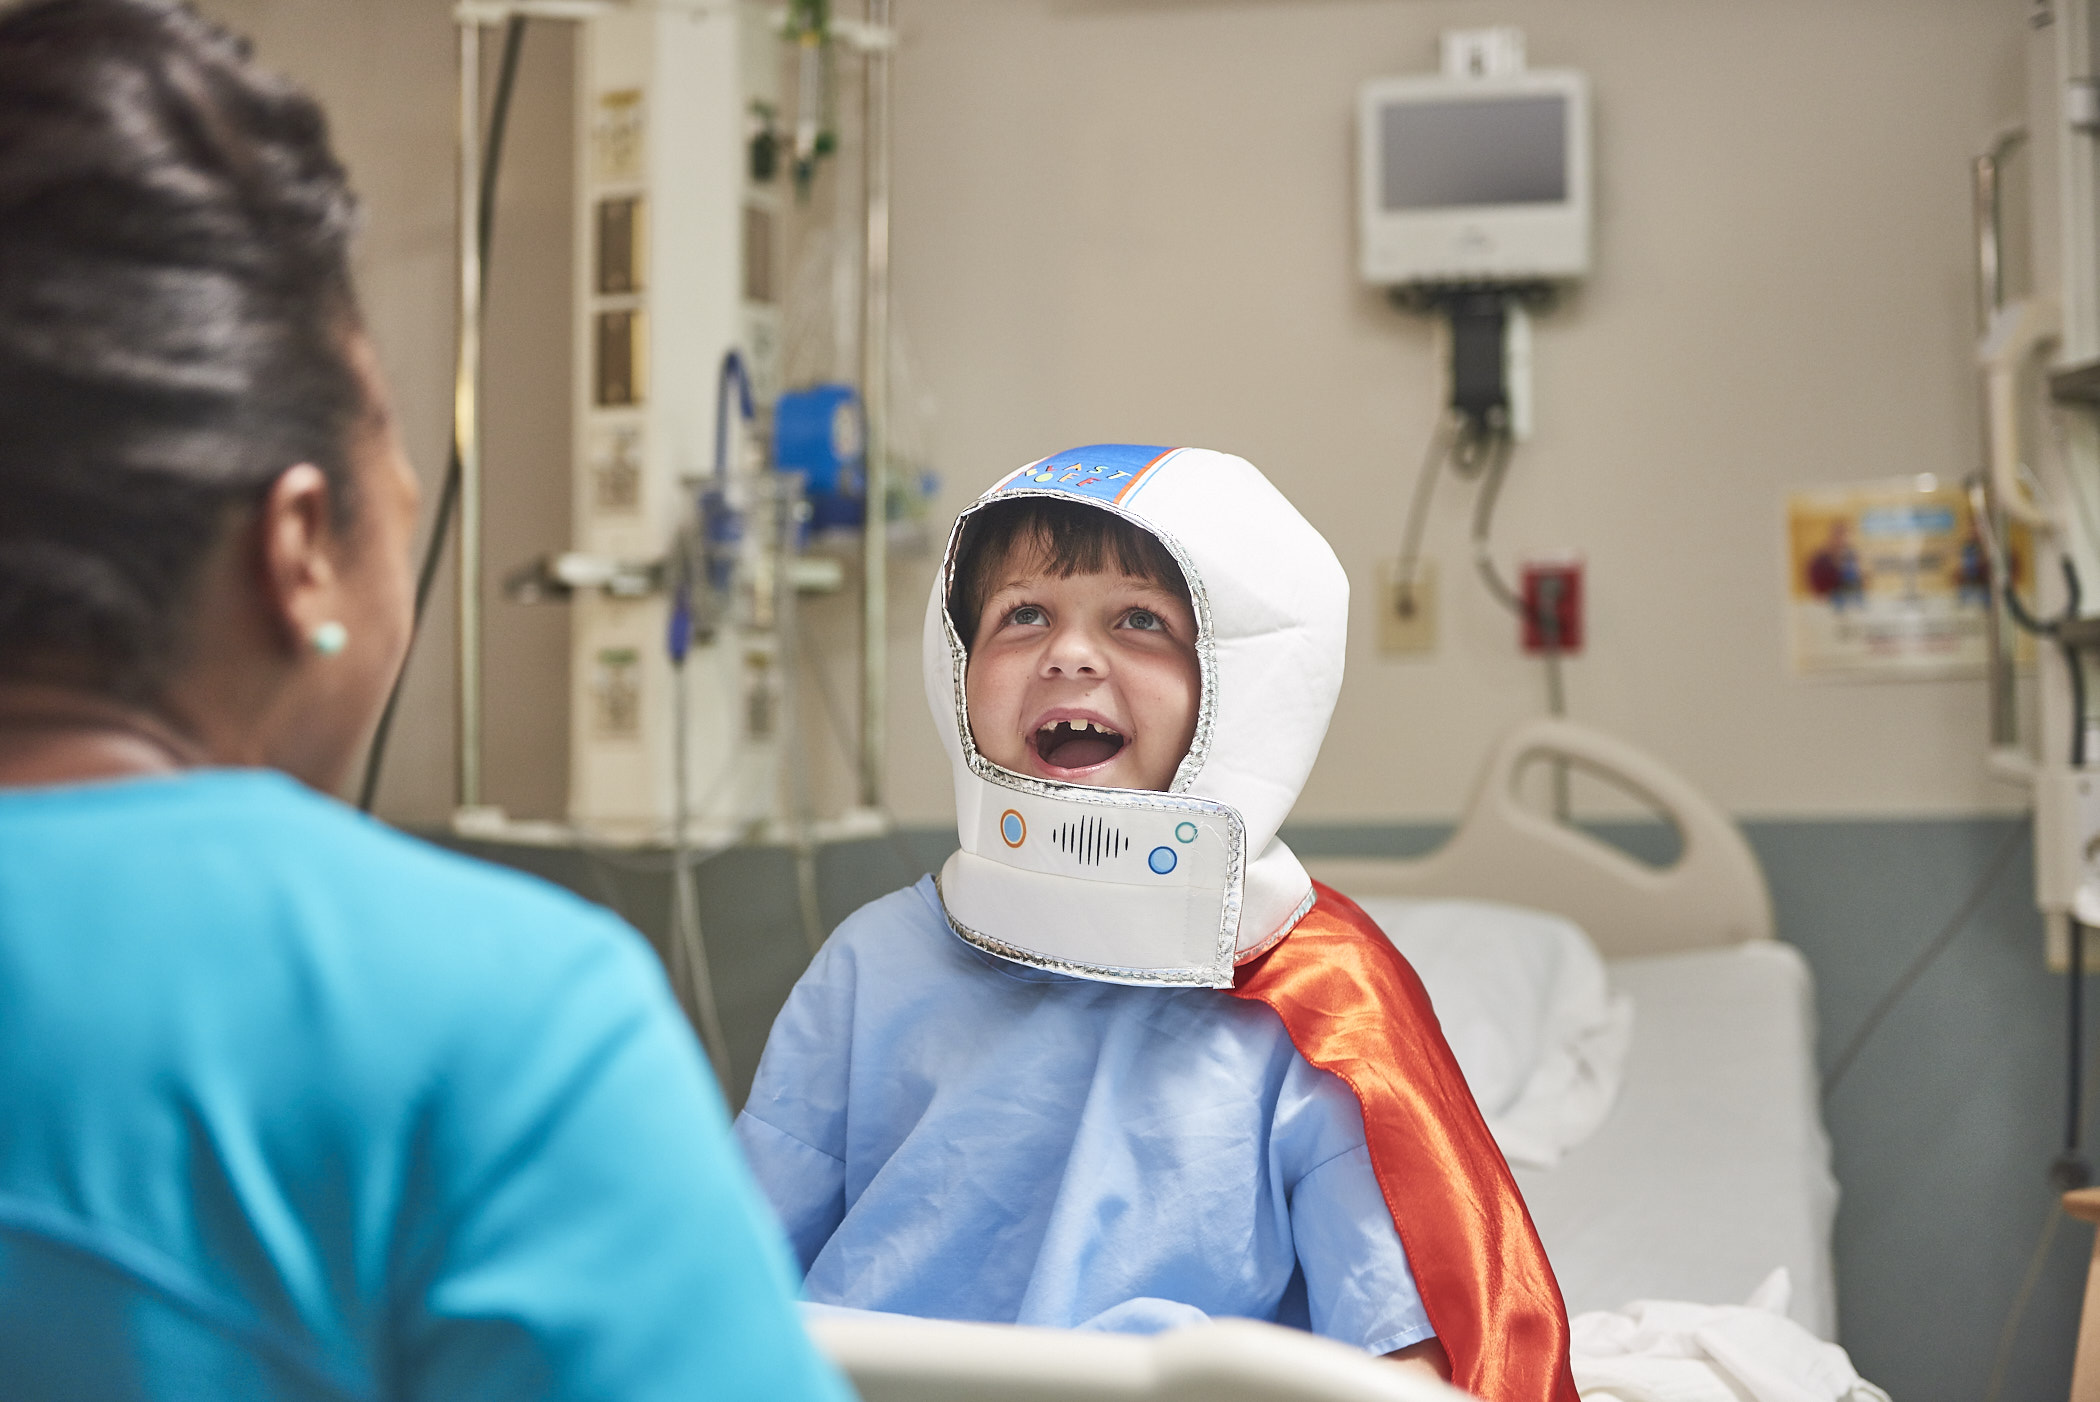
[1122,608,1164,632]
[1009,604,1048,627]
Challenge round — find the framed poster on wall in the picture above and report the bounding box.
[1784,476,2031,677]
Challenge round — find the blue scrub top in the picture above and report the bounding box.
[0,770,851,1402]
[735,876,1434,1355]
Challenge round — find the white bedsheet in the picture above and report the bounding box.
[1571,1269,1885,1402]
[1358,897,1635,1169]
[1515,942,1840,1340]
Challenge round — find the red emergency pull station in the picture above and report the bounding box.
[1520,554,1583,654]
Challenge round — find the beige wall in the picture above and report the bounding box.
[878,0,2030,824]
[197,0,574,824]
[208,0,2028,828]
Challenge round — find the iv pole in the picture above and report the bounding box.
[454,20,486,813]
[858,0,894,813]
[440,0,899,829]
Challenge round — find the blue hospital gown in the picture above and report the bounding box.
[734,875,1436,1355]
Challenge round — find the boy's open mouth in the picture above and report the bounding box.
[1032,718,1126,771]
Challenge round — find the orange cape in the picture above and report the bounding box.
[1229,881,1578,1402]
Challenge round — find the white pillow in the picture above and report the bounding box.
[1350,897,1634,1169]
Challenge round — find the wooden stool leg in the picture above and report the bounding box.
[2075,1236,2100,1402]
[2064,1190,2100,1401]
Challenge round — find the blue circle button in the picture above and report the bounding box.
[1148,846,1178,875]
[1000,810,1026,847]
[1175,822,1197,844]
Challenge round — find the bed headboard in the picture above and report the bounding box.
[1303,718,1774,958]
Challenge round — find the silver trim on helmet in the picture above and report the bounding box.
[1233,883,1318,967]
[939,488,1219,796]
[936,484,1245,980]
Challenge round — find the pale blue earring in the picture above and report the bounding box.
[311,621,349,656]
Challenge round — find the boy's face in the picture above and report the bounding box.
[964,534,1200,792]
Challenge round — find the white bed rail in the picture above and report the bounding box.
[809,1314,1471,1402]
[1305,718,1774,958]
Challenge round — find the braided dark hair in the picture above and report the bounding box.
[0,0,363,699]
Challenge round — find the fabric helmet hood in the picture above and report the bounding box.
[925,445,1349,987]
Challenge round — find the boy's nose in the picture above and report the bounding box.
[1039,621,1108,677]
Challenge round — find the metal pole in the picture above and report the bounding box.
[1975,152,2002,335]
[455,21,486,812]
[858,0,893,811]
[1974,135,2027,752]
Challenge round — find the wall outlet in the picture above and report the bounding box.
[1378,558,1438,656]
[1520,552,1583,654]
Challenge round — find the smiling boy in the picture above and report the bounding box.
[952,497,1199,792]
[735,445,1575,1400]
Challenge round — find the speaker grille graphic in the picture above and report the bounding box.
[1051,816,1129,866]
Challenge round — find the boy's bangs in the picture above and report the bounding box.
[949,497,1190,647]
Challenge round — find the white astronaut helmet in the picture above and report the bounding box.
[923,444,1350,988]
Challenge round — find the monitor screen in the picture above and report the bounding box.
[1378,94,1568,211]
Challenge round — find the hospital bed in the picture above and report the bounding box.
[810,718,1838,1399]
[809,1313,1465,1401]
[1306,718,1838,1339]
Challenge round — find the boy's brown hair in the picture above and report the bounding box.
[948,497,1192,650]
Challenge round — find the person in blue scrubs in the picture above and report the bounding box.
[0,5,849,1400]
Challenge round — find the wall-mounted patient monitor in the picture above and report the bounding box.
[1358,67,1591,287]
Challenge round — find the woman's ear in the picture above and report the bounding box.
[254,463,344,656]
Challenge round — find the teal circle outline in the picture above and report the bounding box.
[1175,822,1197,844]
